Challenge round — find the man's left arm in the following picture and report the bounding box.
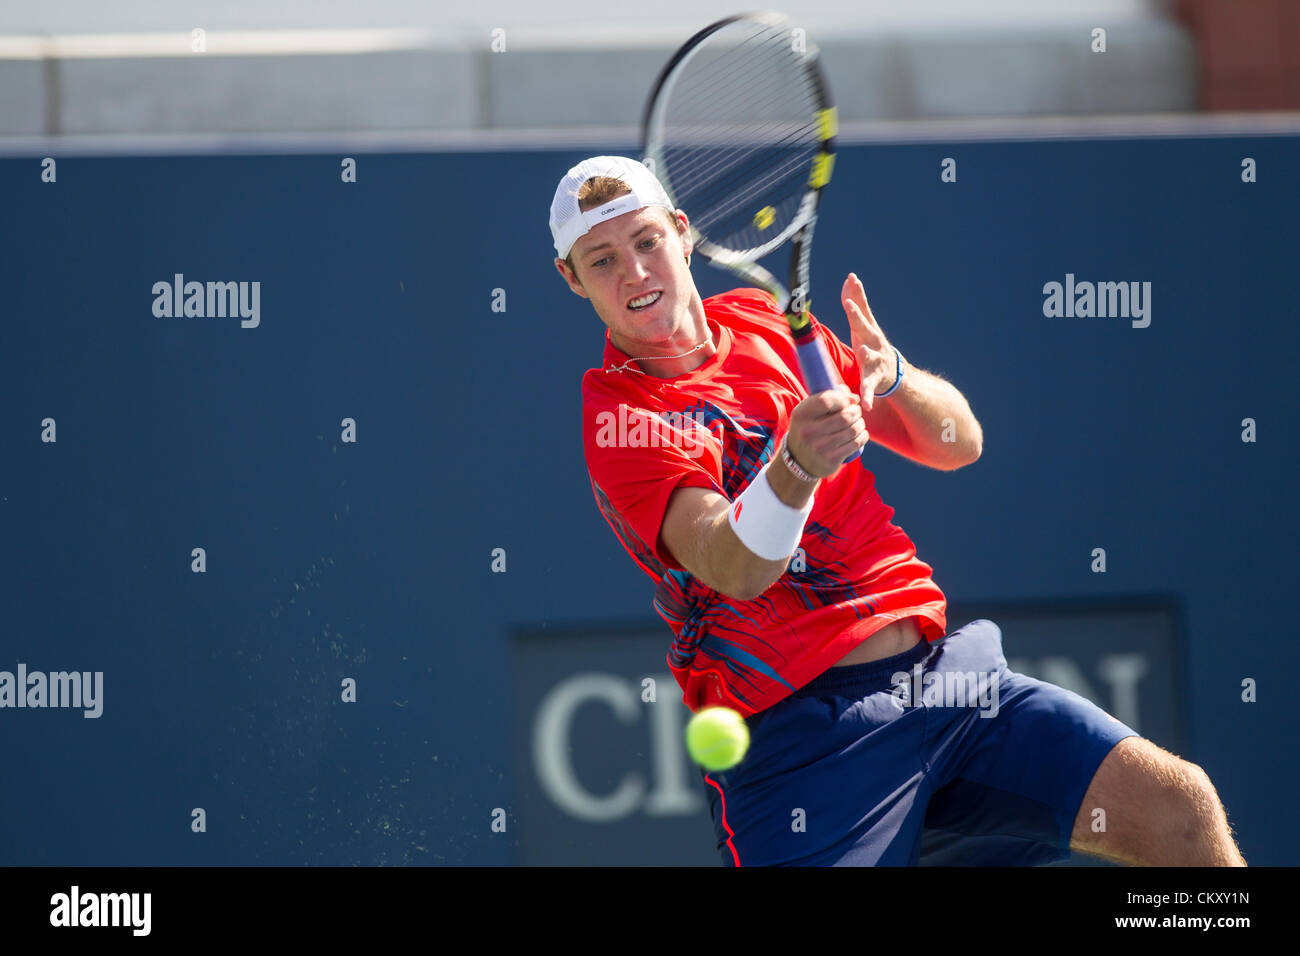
[839,273,982,472]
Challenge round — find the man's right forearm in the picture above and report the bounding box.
[706,456,818,600]
[766,450,819,509]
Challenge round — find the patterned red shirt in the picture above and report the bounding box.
[582,288,947,715]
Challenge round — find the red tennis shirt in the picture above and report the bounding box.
[582,288,947,716]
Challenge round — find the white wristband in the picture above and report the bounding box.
[727,462,815,561]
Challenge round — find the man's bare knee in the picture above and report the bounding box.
[1176,762,1245,865]
[1071,739,1244,866]
[1160,761,1221,845]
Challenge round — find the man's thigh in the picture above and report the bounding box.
[918,664,1138,866]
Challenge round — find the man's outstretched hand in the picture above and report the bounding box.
[842,272,898,412]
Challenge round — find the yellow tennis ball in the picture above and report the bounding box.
[685,706,750,771]
[753,205,776,230]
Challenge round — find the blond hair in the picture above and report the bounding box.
[564,176,678,274]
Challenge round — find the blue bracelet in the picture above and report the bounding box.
[874,347,905,398]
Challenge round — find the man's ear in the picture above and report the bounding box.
[555,257,590,299]
[673,209,693,260]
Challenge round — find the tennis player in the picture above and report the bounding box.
[553,155,1245,867]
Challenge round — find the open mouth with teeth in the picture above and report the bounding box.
[627,291,663,311]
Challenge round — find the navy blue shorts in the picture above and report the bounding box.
[700,618,1139,866]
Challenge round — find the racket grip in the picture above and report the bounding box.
[794,334,863,464]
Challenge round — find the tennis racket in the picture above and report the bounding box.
[641,10,859,462]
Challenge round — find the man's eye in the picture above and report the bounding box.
[593,256,611,268]
[641,236,660,249]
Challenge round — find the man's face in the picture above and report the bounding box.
[555,203,699,356]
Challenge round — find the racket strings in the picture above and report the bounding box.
[671,68,813,133]
[660,31,814,141]
[682,146,812,238]
[670,32,798,122]
[668,93,820,196]
[666,22,784,100]
[666,119,819,227]
[666,44,818,170]
[651,22,826,254]
[672,140,818,252]
[667,123,820,251]
[665,106,818,199]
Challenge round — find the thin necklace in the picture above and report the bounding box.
[606,330,715,375]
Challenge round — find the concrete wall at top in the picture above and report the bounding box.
[0,8,1197,137]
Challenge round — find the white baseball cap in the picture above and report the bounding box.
[549,155,676,260]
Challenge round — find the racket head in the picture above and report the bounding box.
[640,10,837,320]
[642,12,859,464]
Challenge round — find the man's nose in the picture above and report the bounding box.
[623,255,650,282]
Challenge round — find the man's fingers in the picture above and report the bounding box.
[848,273,876,324]
[844,299,883,349]
[789,386,867,473]
[843,275,883,333]
[789,410,870,475]
[796,401,865,445]
[824,423,869,463]
[841,424,869,456]
[804,384,854,413]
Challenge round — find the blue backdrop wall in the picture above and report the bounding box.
[1,135,1295,865]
